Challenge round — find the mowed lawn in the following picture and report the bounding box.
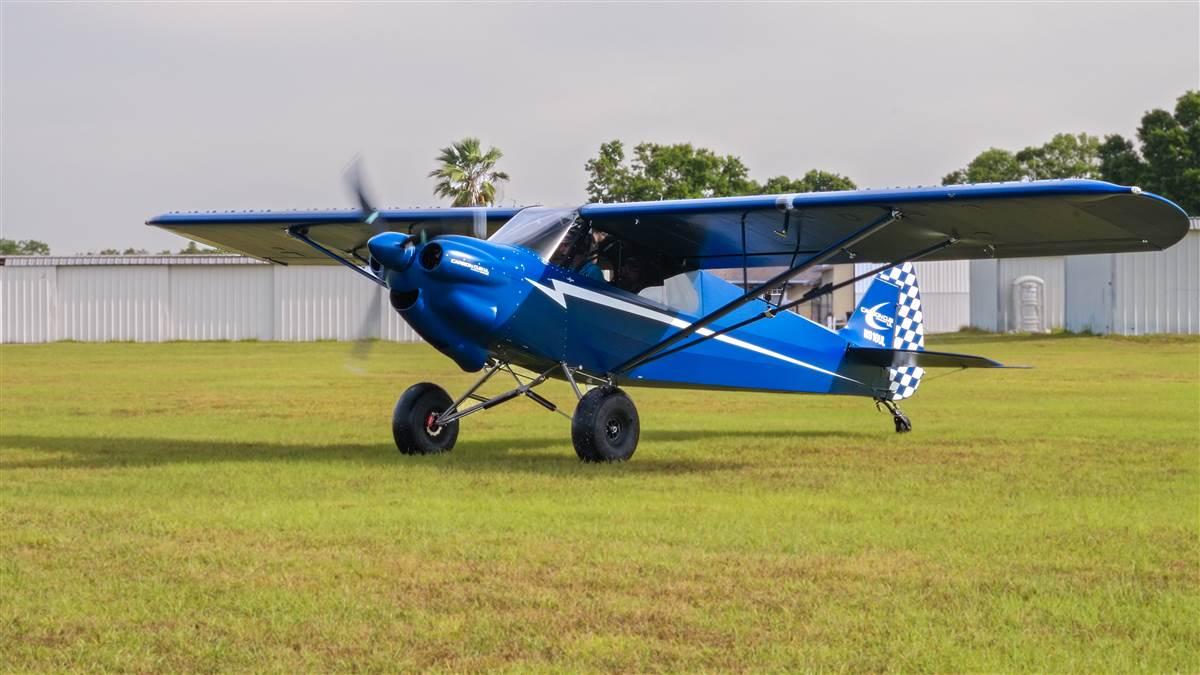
[1,335,1197,672]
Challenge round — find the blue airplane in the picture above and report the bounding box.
[149,175,1190,462]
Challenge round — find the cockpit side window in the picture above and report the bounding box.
[593,233,688,294]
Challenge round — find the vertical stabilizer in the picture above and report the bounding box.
[840,262,926,399]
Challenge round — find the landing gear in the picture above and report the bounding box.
[571,386,640,462]
[876,398,912,433]
[393,383,459,454]
[394,360,634,461]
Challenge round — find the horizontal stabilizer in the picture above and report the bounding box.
[846,347,1020,369]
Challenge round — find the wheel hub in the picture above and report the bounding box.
[425,411,444,437]
[605,417,622,441]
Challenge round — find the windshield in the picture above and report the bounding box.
[488,207,579,261]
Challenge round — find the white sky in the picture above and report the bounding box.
[2,2,1197,254]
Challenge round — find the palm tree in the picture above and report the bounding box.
[428,138,510,206]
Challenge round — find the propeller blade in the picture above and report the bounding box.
[344,156,388,235]
[346,286,384,373]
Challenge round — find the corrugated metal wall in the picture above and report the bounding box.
[58,266,169,341]
[968,259,999,332]
[1064,254,1113,333]
[969,257,1066,331]
[1036,226,1199,336]
[274,267,379,341]
[170,266,273,340]
[1,261,423,344]
[854,261,970,334]
[0,266,57,343]
[1112,231,1200,334]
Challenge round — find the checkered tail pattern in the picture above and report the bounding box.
[878,262,925,400]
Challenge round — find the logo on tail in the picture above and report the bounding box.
[861,302,895,331]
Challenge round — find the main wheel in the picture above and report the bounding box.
[392,383,459,455]
[571,386,639,463]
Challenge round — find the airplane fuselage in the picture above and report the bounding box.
[371,233,883,397]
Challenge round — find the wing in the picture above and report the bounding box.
[147,207,524,264]
[579,180,1191,268]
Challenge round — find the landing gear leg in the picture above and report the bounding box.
[876,398,912,433]
[405,361,573,455]
[394,360,641,462]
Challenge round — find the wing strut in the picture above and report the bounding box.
[625,237,959,371]
[613,209,903,374]
[286,226,387,288]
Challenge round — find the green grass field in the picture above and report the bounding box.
[2,335,1197,672]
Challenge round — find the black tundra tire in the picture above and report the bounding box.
[392,383,459,455]
[571,386,639,463]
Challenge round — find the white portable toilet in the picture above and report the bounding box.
[1011,275,1047,333]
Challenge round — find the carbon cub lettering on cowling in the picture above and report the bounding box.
[448,255,490,276]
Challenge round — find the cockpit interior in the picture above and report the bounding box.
[488,206,689,297]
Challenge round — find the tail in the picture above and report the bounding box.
[840,262,925,400]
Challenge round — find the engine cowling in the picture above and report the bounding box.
[367,233,539,371]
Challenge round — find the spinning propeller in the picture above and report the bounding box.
[348,156,428,245]
[343,158,434,370]
[346,156,389,239]
[344,158,393,370]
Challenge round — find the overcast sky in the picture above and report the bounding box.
[2,2,1197,254]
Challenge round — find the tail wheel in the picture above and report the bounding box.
[571,386,639,463]
[393,383,459,455]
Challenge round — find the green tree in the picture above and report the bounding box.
[0,238,50,255]
[942,148,1024,185]
[944,91,1198,211]
[429,137,510,206]
[584,140,853,202]
[1097,135,1145,186]
[1016,133,1102,180]
[944,135,1103,185]
[757,170,856,194]
[585,140,756,202]
[1100,90,1200,213]
[584,141,633,203]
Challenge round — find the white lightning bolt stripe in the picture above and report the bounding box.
[525,278,566,308]
[525,278,857,382]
